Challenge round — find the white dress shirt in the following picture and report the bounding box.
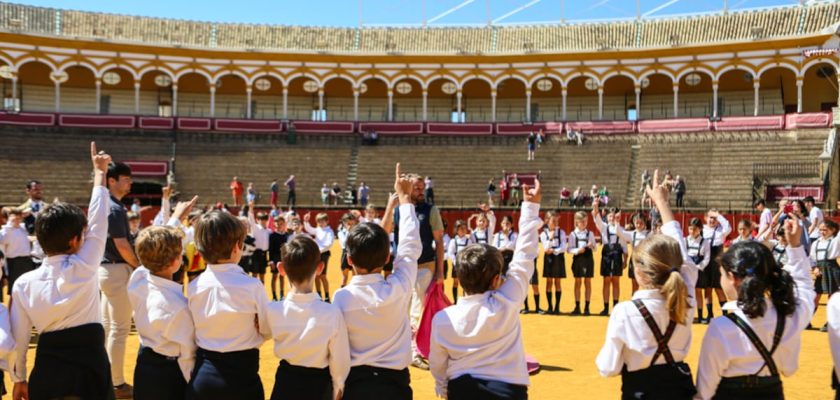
[447,235,473,264]
[267,291,350,397]
[703,216,732,248]
[593,217,623,249]
[827,292,840,385]
[539,228,566,255]
[333,204,421,370]
[470,213,496,245]
[596,221,699,376]
[810,236,840,263]
[758,209,773,236]
[685,234,711,271]
[128,266,196,381]
[615,227,649,250]
[810,207,824,239]
[493,230,519,252]
[0,305,14,371]
[304,224,335,253]
[568,229,596,255]
[248,214,270,251]
[695,245,815,399]
[338,227,350,250]
[10,186,109,382]
[0,223,32,258]
[429,201,541,398]
[187,263,271,352]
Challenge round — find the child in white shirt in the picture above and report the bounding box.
[810,219,840,331]
[447,220,473,304]
[304,212,336,302]
[539,211,564,315]
[568,211,596,316]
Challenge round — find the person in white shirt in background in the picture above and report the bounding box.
[303,212,336,302]
[698,209,732,324]
[447,220,474,305]
[429,178,542,400]
[810,219,840,332]
[128,196,199,400]
[730,219,756,245]
[320,184,330,205]
[539,211,565,315]
[805,196,824,242]
[468,203,496,246]
[614,212,652,295]
[267,235,350,400]
[0,208,34,300]
[695,215,814,400]
[492,215,518,276]
[568,211,597,316]
[685,218,711,324]
[755,200,773,239]
[596,169,699,399]
[592,200,625,316]
[756,208,790,269]
[338,212,360,288]
[247,202,271,285]
[187,209,271,400]
[10,142,112,400]
[334,163,421,400]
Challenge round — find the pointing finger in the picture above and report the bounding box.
[90,142,97,158]
[395,163,401,181]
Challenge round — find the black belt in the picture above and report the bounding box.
[718,374,781,389]
[138,345,178,363]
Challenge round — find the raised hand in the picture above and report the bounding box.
[162,185,172,200]
[646,169,674,224]
[783,215,802,248]
[172,195,199,222]
[394,163,412,204]
[523,179,542,204]
[90,142,111,173]
[303,212,311,222]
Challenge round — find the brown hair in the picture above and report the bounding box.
[135,226,183,272]
[574,211,587,222]
[195,210,247,264]
[456,244,504,294]
[632,235,690,325]
[282,235,321,283]
[346,222,390,271]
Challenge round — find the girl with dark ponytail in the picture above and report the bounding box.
[696,216,815,400]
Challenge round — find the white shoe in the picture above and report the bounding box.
[411,354,430,370]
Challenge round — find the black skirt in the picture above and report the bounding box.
[270,360,332,400]
[134,346,187,400]
[6,256,35,294]
[817,260,840,295]
[700,246,723,289]
[251,250,268,274]
[29,323,115,400]
[448,374,528,400]
[572,249,595,278]
[600,245,624,277]
[189,348,263,400]
[712,375,783,400]
[628,259,636,279]
[343,365,412,400]
[543,253,566,278]
[621,363,696,400]
[319,251,331,276]
[340,249,352,271]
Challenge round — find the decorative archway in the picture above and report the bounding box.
[638,72,675,119]
[801,61,838,113]
[176,72,211,117]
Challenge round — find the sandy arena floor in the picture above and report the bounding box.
[8,244,834,399]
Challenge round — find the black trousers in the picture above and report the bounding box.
[343,365,411,400]
[189,348,263,400]
[713,375,783,400]
[134,346,187,400]
[270,360,332,400]
[287,190,297,207]
[621,363,695,400]
[448,375,528,400]
[29,323,115,400]
[7,256,34,294]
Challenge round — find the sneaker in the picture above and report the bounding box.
[536,308,547,315]
[114,383,133,399]
[411,355,430,371]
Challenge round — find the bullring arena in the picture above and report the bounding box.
[1,0,840,399]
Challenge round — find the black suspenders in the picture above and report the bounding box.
[632,299,678,367]
[724,313,786,378]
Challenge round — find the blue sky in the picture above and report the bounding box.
[17,0,801,26]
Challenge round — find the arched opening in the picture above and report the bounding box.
[496,77,526,122]
[638,73,675,119]
[566,75,599,121]
[758,66,797,114]
[250,74,284,120]
[802,61,838,112]
[529,76,562,122]
[287,75,320,120]
[138,69,174,116]
[18,61,54,112]
[62,65,97,113]
[215,74,248,118]
[426,77,459,122]
[602,74,635,121]
[391,78,422,122]
[98,67,135,115]
[717,68,756,116]
[357,77,388,121]
[462,78,492,122]
[322,76,354,121]
[678,70,714,117]
[176,72,211,117]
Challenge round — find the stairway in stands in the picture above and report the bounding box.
[343,145,359,205]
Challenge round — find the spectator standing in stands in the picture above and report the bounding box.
[499,176,508,206]
[486,178,496,203]
[598,186,609,205]
[320,183,330,205]
[674,176,686,208]
[589,185,599,205]
[537,128,546,147]
[229,176,244,207]
[424,176,435,205]
[18,179,45,235]
[269,179,279,207]
[331,182,342,205]
[358,182,370,207]
[559,187,571,207]
[572,186,583,208]
[509,174,522,206]
[805,196,823,242]
[755,199,773,238]
[527,132,537,161]
[100,161,140,398]
[246,182,257,204]
[284,174,296,208]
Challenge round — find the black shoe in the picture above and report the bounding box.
[272,295,278,301]
[821,323,829,332]
[703,317,712,325]
[520,308,530,314]
[584,308,591,316]
[536,308,547,315]
[570,307,581,315]
[552,308,561,315]
[693,317,701,324]
[599,309,609,316]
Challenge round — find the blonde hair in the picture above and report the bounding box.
[135,226,184,272]
[632,235,690,325]
[574,211,587,221]
[316,213,329,223]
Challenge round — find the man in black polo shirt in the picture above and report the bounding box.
[99,162,139,398]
